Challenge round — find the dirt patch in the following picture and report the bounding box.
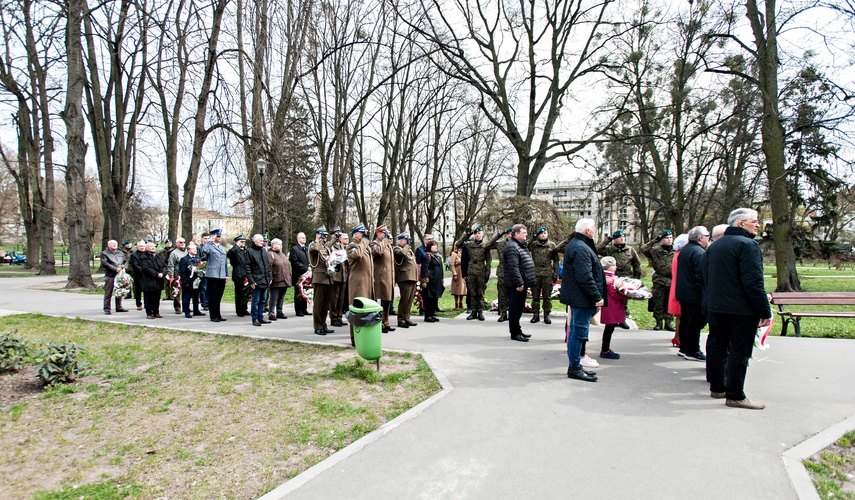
[0,371,43,407]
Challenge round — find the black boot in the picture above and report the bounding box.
[466,311,477,320]
[543,313,551,325]
[477,311,485,321]
[664,319,676,332]
[653,320,663,331]
[531,314,540,324]
[498,312,508,322]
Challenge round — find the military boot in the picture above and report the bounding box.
[664,319,676,332]
[653,319,663,331]
[543,313,552,325]
[477,311,485,321]
[498,312,508,322]
[531,314,540,324]
[467,311,478,320]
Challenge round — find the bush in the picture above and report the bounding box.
[0,331,30,372]
[32,341,88,386]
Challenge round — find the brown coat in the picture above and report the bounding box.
[268,249,292,287]
[371,237,395,301]
[450,250,467,296]
[347,238,374,300]
[393,244,417,283]
[308,239,334,286]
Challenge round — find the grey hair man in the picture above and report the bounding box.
[705,208,771,410]
[100,239,127,315]
[675,226,710,361]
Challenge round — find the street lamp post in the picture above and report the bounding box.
[255,158,268,239]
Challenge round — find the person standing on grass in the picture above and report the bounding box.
[100,240,128,315]
[705,208,771,410]
[503,224,536,342]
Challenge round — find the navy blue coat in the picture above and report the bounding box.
[559,233,606,308]
[675,241,706,304]
[705,226,771,319]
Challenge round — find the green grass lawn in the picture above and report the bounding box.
[0,314,440,499]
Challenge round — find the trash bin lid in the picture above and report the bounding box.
[349,297,384,313]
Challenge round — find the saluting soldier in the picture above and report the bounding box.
[641,230,676,331]
[347,224,374,346]
[308,227,334,336]
[456,226,503,321]
[494,227,513,322]
[371,226,396,333]
[529,226,569,325]
[393,233,418,328]
[328,228,349,327]
[596,229,642,279]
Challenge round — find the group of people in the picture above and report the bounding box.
[560,209,772,410]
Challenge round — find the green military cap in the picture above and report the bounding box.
[474,226,484,232]
[536,226,548,235]
[612,230,624,238]
[659,229,672,238]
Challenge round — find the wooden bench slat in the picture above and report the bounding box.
[768,292,855,337]
[771,299,855,305]
[782,312,855,318]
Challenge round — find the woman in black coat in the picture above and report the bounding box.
[420,241,445,322]
[140,242,167,319]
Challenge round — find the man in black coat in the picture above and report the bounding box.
[289,232,310,317]
[245,234,273,327]
[705,208,771,410]
[227,235,250,317]
[675,226,710,361]
[559,218,605,382]
[503,224,536,342]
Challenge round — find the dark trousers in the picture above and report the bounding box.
[380,299,392,328]
[708,313,759,400]
[143,290,161,316]
[496,277,508,314]
[312,283,331,329]
[182,288,200,314]
[133,272,143,307]
[294,287,308,315]
[602,324,615,352]
[397,281,417,323]
[103,273,122,311]
[268,286,288,316]
[234,279,249,315]
[423,297,438,318]
[507,286,527,336]
[678,302,706,354]
[330,282,346,322]
[199,277,209,308]
[206,278,226,320]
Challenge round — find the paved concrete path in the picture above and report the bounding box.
[2,275,854,500]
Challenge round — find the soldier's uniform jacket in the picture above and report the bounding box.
[495,237,508,279]
[596,241,642,279]
[122,247,135,274]
[529,238,568,279]
[371,237,395,301]
[347,238,374,299]
[308,239,334,286]
[393,244,417,283]
[640,240,675,286]
[457,232,502,278]
[331,240,348,283]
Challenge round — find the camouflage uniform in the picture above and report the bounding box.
[457,230,502,318]
[640,239,675,324]
[595,241,642,279]
[529,236,568,321]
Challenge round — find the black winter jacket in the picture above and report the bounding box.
[289,244,309,278]
[227,245,249,281]
[139,252,166,292]
[420,252,445,298]
[559,233,606,308]
[705,226,771,319]
[675,241,706,304]
[502,238,536,288]
[245,243,272,288]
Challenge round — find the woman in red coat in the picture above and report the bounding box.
[599,256,628,359]
[668,234,689,347]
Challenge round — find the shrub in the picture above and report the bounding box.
[32,341,88,386]
[0,331,29,372]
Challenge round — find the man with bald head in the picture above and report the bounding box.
[100,240,128,315]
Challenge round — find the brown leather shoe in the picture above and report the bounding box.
[726,398,765,410]
[147,315,155,319]
[154,314,163,318]
[710,392,726,399]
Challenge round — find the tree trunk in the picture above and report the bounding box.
[64,0,95,289]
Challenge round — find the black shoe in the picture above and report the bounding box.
[253,320,262,326]
[477,312,485,321]
[389,310,397,316]
[185,313,193,318]
[498,312,507,322]
[382,327,389,333]
[543,314,552,325]
[314,329,327,336]
[424,317,437,323]
[387,326,396,332]
[664,322,676,332]
[406,320,418,327]
[218,317,227,322]
[466,312,477,320]
[430,317,440,322]
[260,318,271,324]
[202,306,209,311]
[211,318,221,322]
[511,334,529,342]
[397,323,409,329]
[193,311,206,317]
[567,366,597,382]
[323,328,334,333]
[115,308,129,313]
[531,314,540,324]
[653,321,662,331]
[521,332,531,339]
[618,322,630,329]
[104,309,111,315]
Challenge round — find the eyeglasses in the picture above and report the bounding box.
[703,234,711,238]
[743,219,760,224]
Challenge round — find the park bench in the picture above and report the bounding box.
[769,292,855,337]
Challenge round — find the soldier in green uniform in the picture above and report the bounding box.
[641,229,675,331]
[529,227,569,324]
[457,226,502,321]
[495,227,513,322]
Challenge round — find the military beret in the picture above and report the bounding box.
[505,227,514,234]
[536,226,548,235]
[660,229,672,238]
[474,226,484,232]
[612,230,624,238]
[122,239,132,245]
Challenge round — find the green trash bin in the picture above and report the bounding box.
[346,297,384,361]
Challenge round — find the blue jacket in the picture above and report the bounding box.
[559,233,606,308]
[705,226,771,319]
[200,241,229,279]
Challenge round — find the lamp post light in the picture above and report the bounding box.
[255,158,268,239]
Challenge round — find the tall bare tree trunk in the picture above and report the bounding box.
[64,0,95,288]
